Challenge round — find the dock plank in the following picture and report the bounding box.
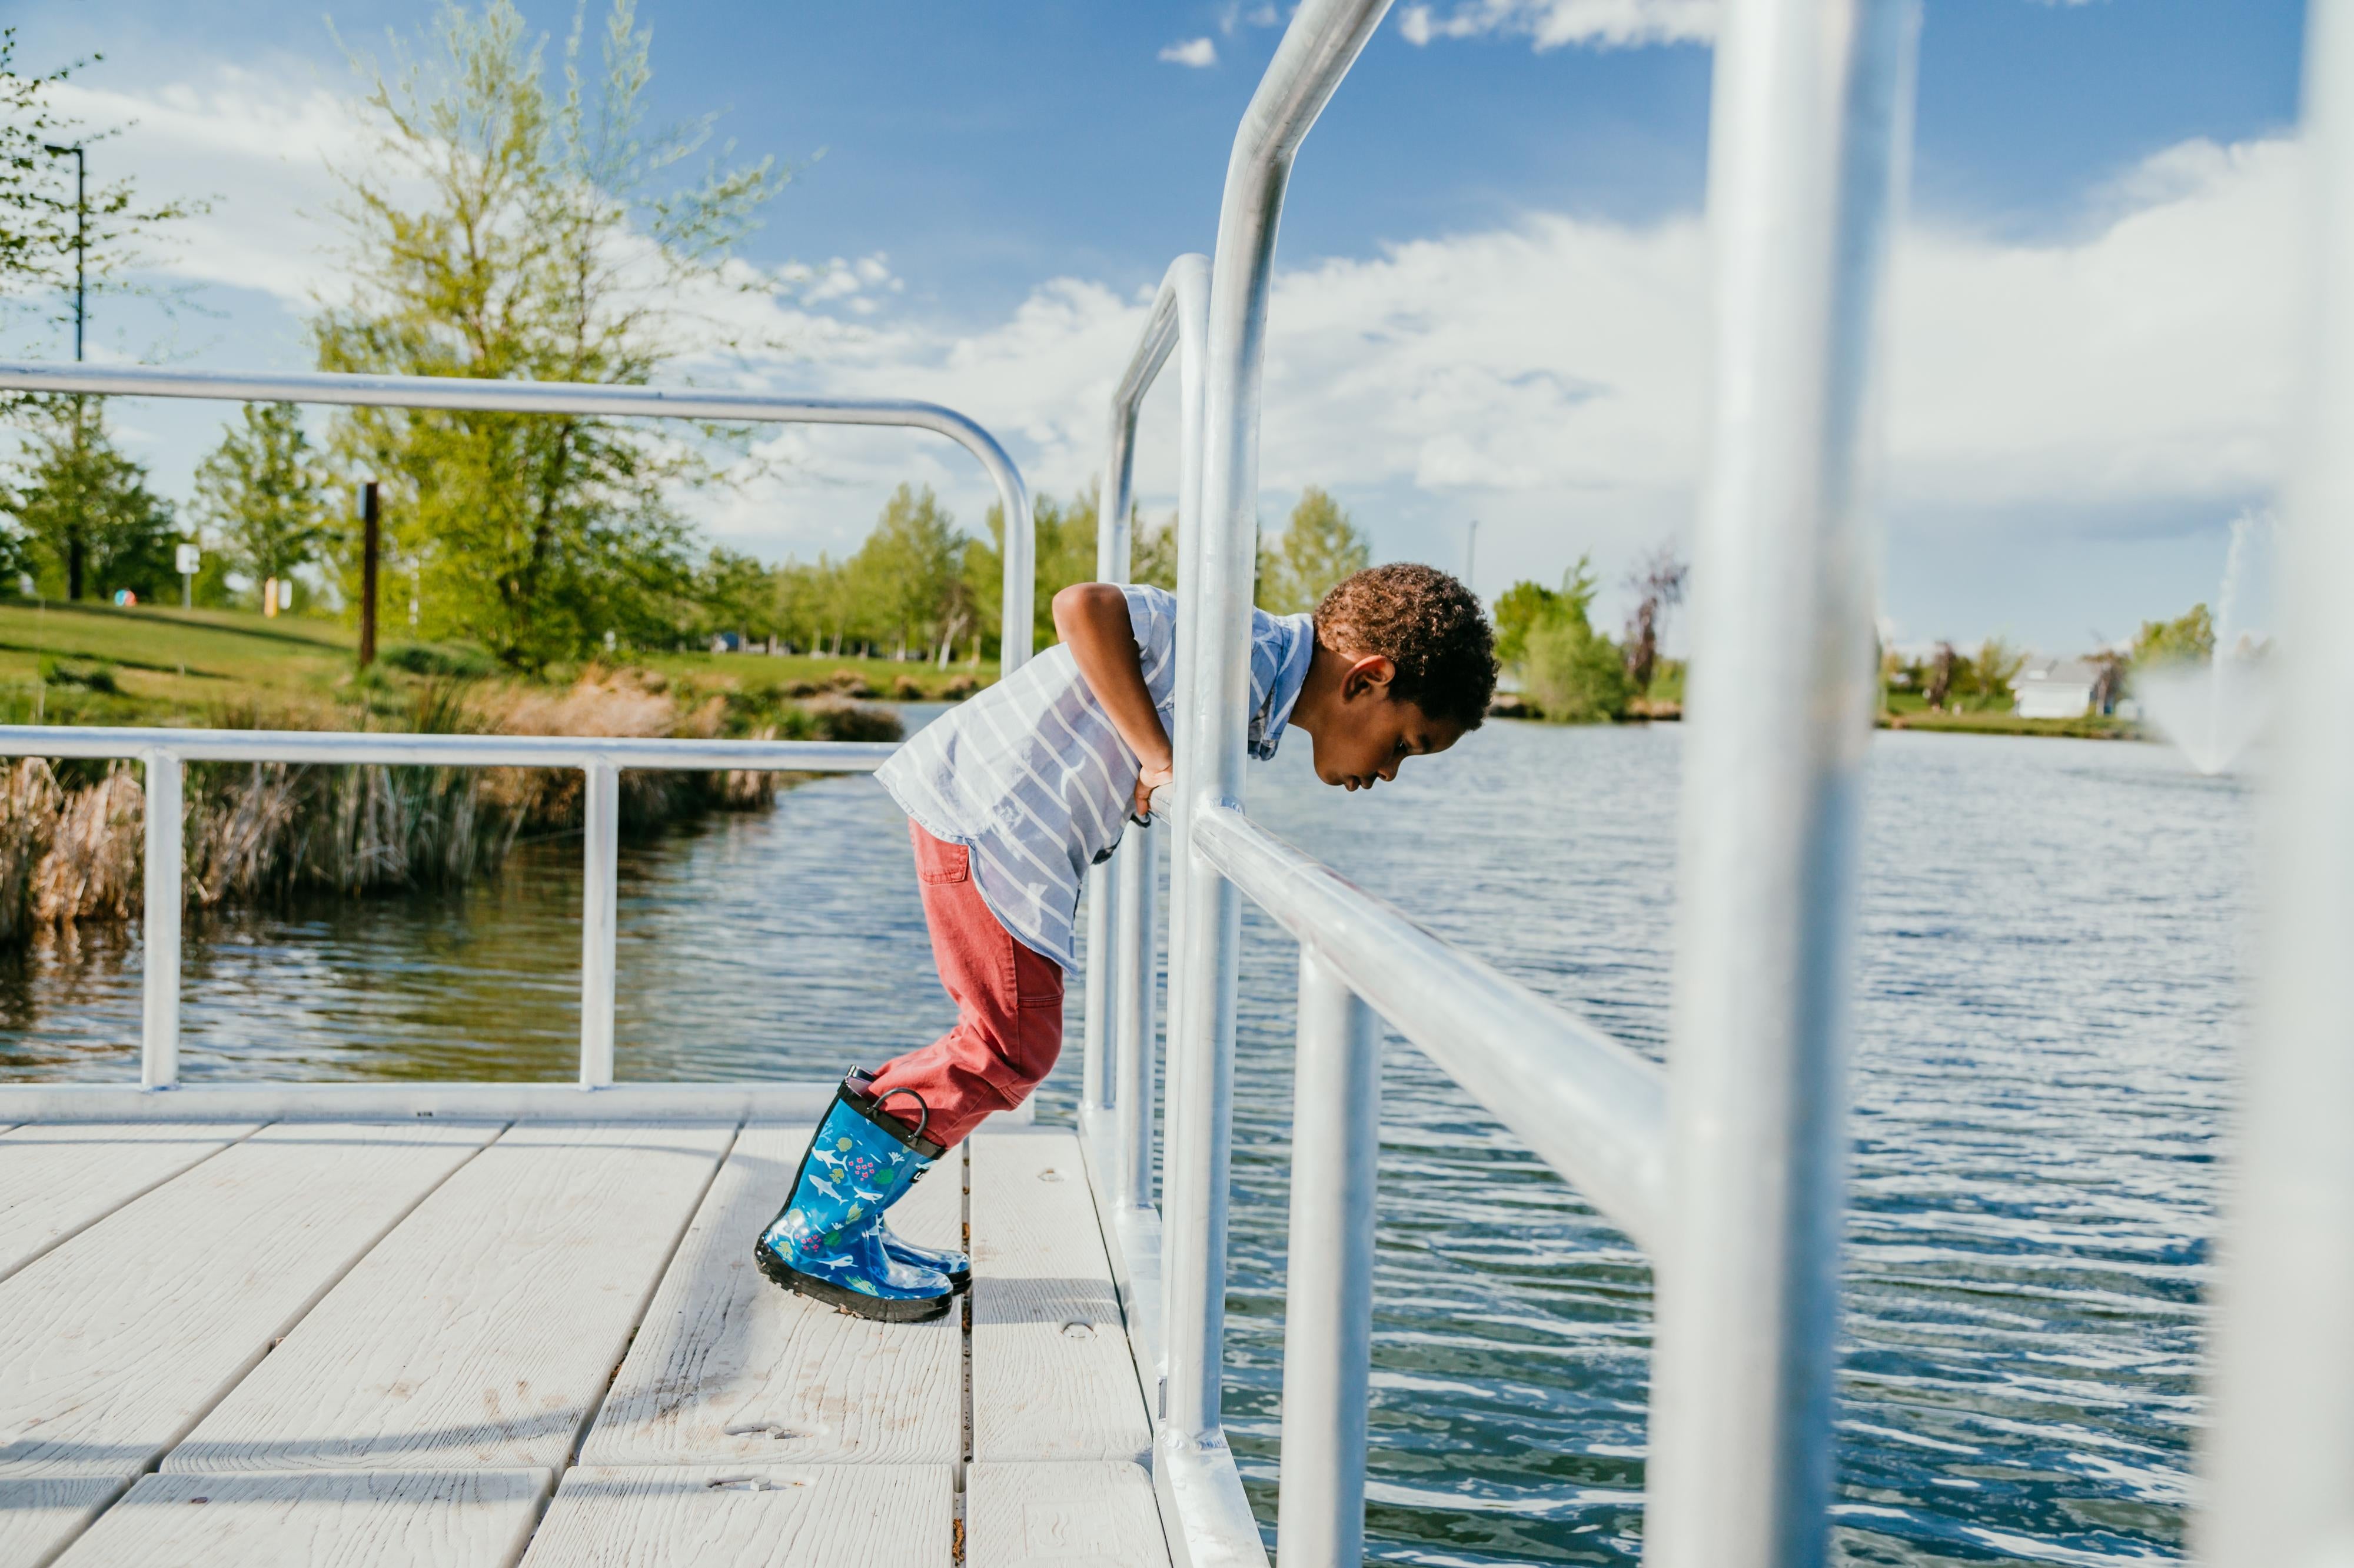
[0,1122,496,1482]
[0,1477,125,1567]
[969,1133,1150,1460]
[966,1460,1172,1567]
[167,1122,734,1473]
[0,1121,261,1284]
[518,1464,952,1568]
[580,1125,962,1467]
[50,1469,550,1567]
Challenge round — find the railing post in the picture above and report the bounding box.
[140,748,182,1089]
[1274,947,1379,1568]
[1165,10,1391,1561]
[1084,866,1119,1117]
[2197,4,2354,1561]
[1647,2,1916,1566]
[1113,817,1159,1211]
[578,760,619,1090]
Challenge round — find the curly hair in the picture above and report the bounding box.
[1313,564,1497,731]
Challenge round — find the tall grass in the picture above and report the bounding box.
[0,667,900,943]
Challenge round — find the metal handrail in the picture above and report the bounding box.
[2199,6,2354,1563]
[0,361,1038,673]
[1076,255,1213,1418]
[1128,1,1920,1564]
[0,359,1038,1111]
[1083,254,1211,1194]
[1191,803,1669,1249]
[1161,9,1399,1565]
[0,727,897,1100]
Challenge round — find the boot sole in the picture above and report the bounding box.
[754,1240,953,1323]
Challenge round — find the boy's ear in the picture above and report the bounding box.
[1341,654,1396,701]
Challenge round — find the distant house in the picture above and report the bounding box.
[2011,657,2100,719]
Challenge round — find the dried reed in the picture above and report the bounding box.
[0,668,902,943]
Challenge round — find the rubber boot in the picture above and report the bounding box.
[753,1073,954,1321]
[845,1068,972,1293]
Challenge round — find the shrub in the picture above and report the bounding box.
[381,641,496,680]
[890,674,926,701]
[1524,618,1631,725]
[807,698,904,743]
[827,669,877,698]
[942,673,977,700]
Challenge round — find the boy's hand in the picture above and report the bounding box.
[1134,757,1173,823]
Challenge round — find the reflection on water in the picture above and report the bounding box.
[0,719,2243,1567]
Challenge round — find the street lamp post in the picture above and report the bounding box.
[41,144,85,362]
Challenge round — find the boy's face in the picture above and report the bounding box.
[1309,664,1466,791]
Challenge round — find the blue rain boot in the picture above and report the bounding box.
[845,1068,972,1294]
[753,1073,956,1321]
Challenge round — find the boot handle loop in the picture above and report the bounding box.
[874,1086,931,1146]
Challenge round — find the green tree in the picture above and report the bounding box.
[1492,580,1563,668]
[973,486,1100,654]
[192,402,333,591]
[312,0,790,667]
[1969,635,2026,705]
[1131,512,1179,591]
[1260,485,1369,615]
[849,484,965,658]
[2,398,179,600]
[2134,604,2215,667]
[1497,557,1627,724]
[684,547,776,644]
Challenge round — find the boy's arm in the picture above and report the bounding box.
[1052,582,1173,820]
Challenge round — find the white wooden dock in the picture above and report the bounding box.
[0,1120,1174,1567]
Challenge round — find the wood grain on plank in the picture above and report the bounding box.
[49,1469,551,1568]
[167,1121,733,1474]
[0,1122,497,1481]
[0,1121,262,1284]
[581,1125,961,1467]
[0,1476,125,1567]
[518,1464,952,1568]
[966,1460,1172,1567]
[969,1132,1149,1460]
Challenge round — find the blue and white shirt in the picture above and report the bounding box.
[876,584,1315,971]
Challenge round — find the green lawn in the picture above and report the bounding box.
[0,600,1002,729]
[1878,694,2138,740]
[0,601,359,726]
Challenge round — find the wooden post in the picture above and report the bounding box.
[360,481,380,668]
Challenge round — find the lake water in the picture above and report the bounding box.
[0,715,2247,1567]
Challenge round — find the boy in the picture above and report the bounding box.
[755,562,1497,1321]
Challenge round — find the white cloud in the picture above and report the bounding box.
[1218,2,1284,35]
[1399,0,1718,49]
[45,65,2300,638]
[1159,36,1219,67]
[41,72,390,311]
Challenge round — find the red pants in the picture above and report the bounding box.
[867,823,1066,1147]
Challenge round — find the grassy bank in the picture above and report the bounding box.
[1878,693,2139,740]
[0,600,998,727]
[0,601,953,940]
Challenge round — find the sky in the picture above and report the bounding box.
[1,0,2313,654]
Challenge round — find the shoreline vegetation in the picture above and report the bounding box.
[0,599,984,946]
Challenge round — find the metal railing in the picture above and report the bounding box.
[0,362,1038,673]
[0,369,1038,1122]
[2197,5,2354,1566]
[1078,253,1213,1393]
[1065,1,1921,1564]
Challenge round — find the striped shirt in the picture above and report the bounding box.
[876,584,1315,971]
